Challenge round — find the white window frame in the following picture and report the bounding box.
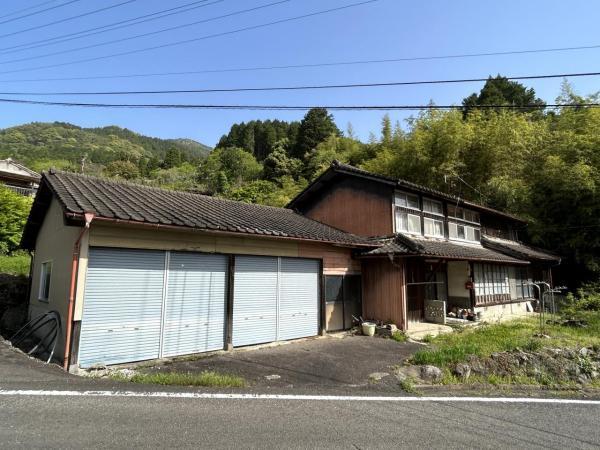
[395,210,422,235]
[394,191,420,211]
[448,205,480,225]
[448,222,481,243]
[423,217,444,238]
[39,260,52,302]
[422,198,444,216]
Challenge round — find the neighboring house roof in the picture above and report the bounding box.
[0,158,41,183]
[481,235,560,264]
[359,233,528,264]
[21,170,375,250]
[288,161,526,224]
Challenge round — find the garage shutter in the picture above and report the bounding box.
[79,248,165,368]
[278,258,319,341]
[232,256,278,347]
[232,256,319,347]
[162,252,227,357]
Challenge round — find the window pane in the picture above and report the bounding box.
[466,227,475,241]
[394,192,407,207]
[423,199,443,215]
[457,225,465,240]
[449,222,458,239]
[406,193,419,209]
[395,209,406,232]
[408,214,421,234]
[40,262,52,300]
[325,276,343,303]
[473,228,481,242]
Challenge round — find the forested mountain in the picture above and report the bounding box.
[0,122,210,175]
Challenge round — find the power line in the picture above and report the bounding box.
[0,0,138,40]
[0,0,82,26]
[0,98,597,110]
[1,43,599,83]
[1,71,598,96]
[0,0,292,65]
[0,0,220,56]
[0,0,380,75]
[0,1,59,20]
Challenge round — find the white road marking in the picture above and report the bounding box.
[0,389,599,404]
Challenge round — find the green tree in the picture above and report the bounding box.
[198,147,261,194]
[163,147,183,169]
[104,160,140,180]
[262,139,302,181]
[0,186,32,254]
[293,108,341,159]
[462,75,546,116]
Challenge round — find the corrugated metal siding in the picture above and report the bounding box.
[232,256,278,347]
[79,248,165,367]
[278,258,319,341]
[162,252,227,357]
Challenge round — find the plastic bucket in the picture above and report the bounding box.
[361,322,376,336]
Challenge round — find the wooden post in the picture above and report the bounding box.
[319,259,326,336]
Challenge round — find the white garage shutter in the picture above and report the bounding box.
[278,258,319,341]
[233,256,319,347]
[232,256,278,347]
[79,248,165,368]
[162,252,227,357]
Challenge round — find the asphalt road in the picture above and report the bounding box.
[1,393,600,449]
[2,339,600,449]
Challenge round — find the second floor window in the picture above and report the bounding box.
[394,191,419,210]
[424,217,444,237]
[395,210,421,234]
[449,222,481,242]
[423,198,443,216]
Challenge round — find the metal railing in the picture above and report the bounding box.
[4,184,36,196]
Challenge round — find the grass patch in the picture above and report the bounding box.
[115,370,246,388]
[0,252,30,276]
[391,330,408,343]
[398,377,418,394]
[412,314,600,368]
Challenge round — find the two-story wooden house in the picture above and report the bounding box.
[288,161,560,331]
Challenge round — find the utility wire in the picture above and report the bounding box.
[0,0,292,65]
[0,0,380,75]
[0,0,82,26]
[0,0,138,40]
[0,0,59,20]
[0,98,597,110]
[0,0,219,55]
[1,71,598,96]
[1,43,599,83]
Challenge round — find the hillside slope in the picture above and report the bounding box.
[0,122,210,174]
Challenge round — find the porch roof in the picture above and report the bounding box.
[481,235,560,264]
[358,233,529,264]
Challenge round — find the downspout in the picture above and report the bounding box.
[63,211,95,370]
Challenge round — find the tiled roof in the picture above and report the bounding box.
[481,235,560,263]
[288,161,526,223]
[22,170,374,249]
[359,233,528,264]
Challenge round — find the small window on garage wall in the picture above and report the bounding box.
[325,276,343,303]
[39,261,52,302]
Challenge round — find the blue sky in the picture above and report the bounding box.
[0,0,598,147]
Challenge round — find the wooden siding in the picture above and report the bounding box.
[298,242,360,275]
[301,177,393,237]
[361,258,405,331]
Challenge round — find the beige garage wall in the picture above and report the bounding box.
[28,198,82,361]
[74,222,362,322]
